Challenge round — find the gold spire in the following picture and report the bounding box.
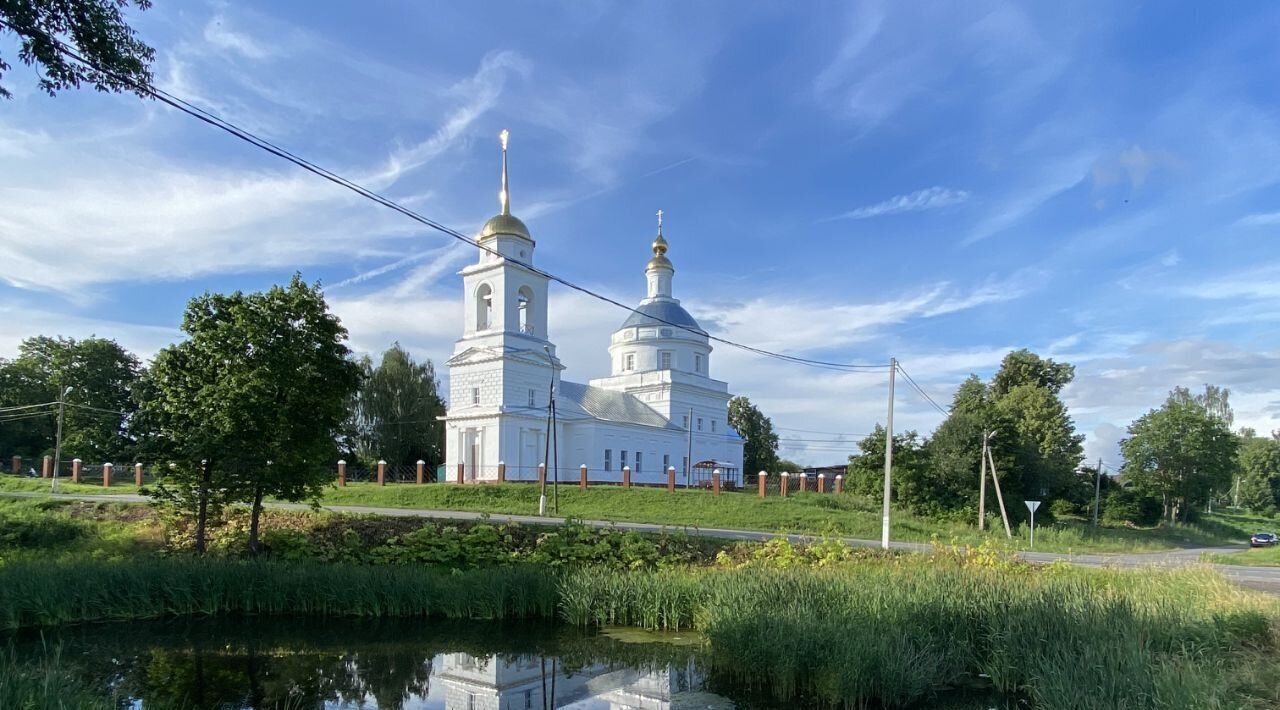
[648,208,672,270]
[498,129,510,216]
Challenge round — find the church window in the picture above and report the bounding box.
[475,283,493,330]
[517,286,534,334]
[604,449,612,471]
[663,454,670,470]
[636,452,642,473]
[683,456,689,475]
[621,450,629,469]
[624,353,635,371]
[682,415,689,429]
[697,418,703,431]
[711,419,717,433]
[528,389,535,407]
[471,387,480,405]
[661,328,673,337]
[660,351,672,369]
[694,354,703,373]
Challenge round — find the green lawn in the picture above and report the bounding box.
[318,481,1272,554]
[0,474,141,495]
[5,473,1274,555]
[1203,544,1280,567]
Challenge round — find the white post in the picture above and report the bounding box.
[881,357,896,550]
[538,462,547,516]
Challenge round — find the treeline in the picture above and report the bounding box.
[844,350,1280,525]
[0,276,446,552]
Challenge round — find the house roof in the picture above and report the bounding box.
[557,381,682,431]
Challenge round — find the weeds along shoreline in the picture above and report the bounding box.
[1,555,1278,708]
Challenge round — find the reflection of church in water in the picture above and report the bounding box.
[436,650,718,710]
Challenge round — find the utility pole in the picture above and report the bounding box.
[541,346,554,517]
[51,385,72,495]
[550,392,559,514]
[978,431,989,530]
[685,406,694,489]
[985,441,1012,538]
[881,357,896,550]
[1092,457,1103,527]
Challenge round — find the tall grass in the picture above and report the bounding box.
[1,555,1276,708]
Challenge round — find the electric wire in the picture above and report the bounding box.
[894,362,950,417]
[0,19,892,375]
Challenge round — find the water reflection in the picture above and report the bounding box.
[5,617,734,709]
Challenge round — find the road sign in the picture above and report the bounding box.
[1025,500,1041,548]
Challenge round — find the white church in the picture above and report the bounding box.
[442,132,744,487]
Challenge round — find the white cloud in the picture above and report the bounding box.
[203,16,275,60]
[1181,264,1280,300]
[822,187,969,222]
[1236,211,1280,227]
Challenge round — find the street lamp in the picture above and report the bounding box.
[51,385,73,494]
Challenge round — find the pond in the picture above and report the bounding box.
[4,617,1012,708]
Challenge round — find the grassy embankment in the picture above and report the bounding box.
[4,472,1276,553]
[1205,545,1280,567]
[1,497,1279,708]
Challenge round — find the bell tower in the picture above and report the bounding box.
[444,130,562,482]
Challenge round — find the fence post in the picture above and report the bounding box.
[337,460,347,487]
[799,472,808,493]
[134,463,144,486]
[622,465,631,489]
[580,464,588,489]
[71,458,82,483]
[456,463,465,485]
[758,471,768,498]
[377,460,386,486]
[835,474,844,494]
[818,473,826,493]
[42,455,51,478]
[538,463,546,488]
[667,466,676,493]
[496,461,506,484]
[102,462,113,488]
[417,460,426,484]
[712,468,721,496]
[780,472,789,498]
[10,456,19,474]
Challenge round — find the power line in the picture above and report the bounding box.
[63,402,129,416]
[0,402,57,413]
[894,362,950,417]
[0,19,891,375]
[0,411,55,424]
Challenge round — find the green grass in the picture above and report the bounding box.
[5,472,1277,554]
[318,481,1274,553]
[0,554,1276,708]
[0,474,140,495]
[1204,544,1280,567]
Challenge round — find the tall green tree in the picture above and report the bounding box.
[1120,393,1238,522]
[0,335,140,463]
[1169,384,1234,427]
[1,0,155,99]
[347,344,446,470]
[846,425,925,503]
[137,276,361,553]
[990,349,1075,398]
[1236,436,1280,513]
[727,396,779,480]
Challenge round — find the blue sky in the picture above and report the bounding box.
[2,1,1279,465]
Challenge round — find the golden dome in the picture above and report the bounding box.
[647,253,673,270]
[479,213,532,241]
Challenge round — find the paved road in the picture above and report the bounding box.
[7,490,1279,595]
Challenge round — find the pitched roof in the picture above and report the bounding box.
[557,381,681,430]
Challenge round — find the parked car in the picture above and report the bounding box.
[1249,532,1278,548]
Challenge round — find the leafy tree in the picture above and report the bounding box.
[776,458,802,473]
[1120,394,1238,522]
[1236,436,1280,513]
[990,349,1075,398]
[0,335,140,463]
[1169,384,1233,427]
[137,276,361,553]
[346,344,446,470]
[0,0,155,99]
[846,425,925,504]
[727,396,779,480]
[995,383,1084,499]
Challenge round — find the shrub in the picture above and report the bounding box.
[1103,489,1162,526]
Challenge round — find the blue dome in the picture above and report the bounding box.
[620,300,705,334]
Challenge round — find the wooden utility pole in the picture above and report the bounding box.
[1091,457,1103,527]
[978,431,989,531]
[985,444,1012,538]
